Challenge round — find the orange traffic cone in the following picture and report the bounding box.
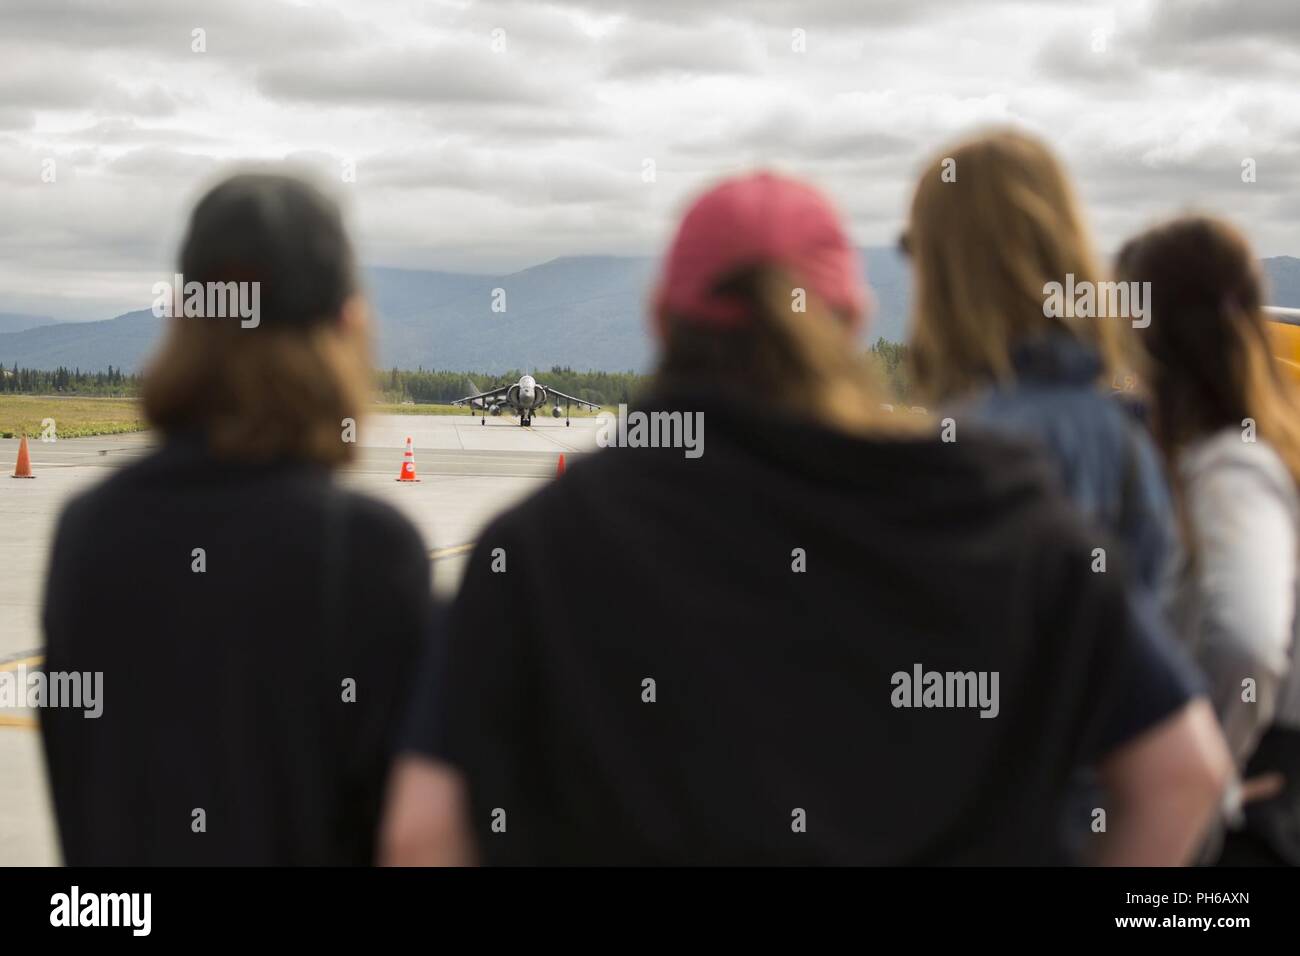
[396,436,420,482]
[556,453,566,477]
[11,435,34,478]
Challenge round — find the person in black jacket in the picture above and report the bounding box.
[382,171,1231,866]
[41,172,434,865]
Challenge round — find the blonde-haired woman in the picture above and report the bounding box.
[1118,215,1300,865]
[902,129,1197,860]
[42,173,433,864]
[905,128,1175,596]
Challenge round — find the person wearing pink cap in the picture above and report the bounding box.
[382,171,1228,866]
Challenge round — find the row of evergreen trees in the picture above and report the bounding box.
[375,366,647,407]
[0,340,912,404]
[0,363,138,395]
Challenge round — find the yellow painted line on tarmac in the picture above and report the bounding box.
[430,543,475,561]
[1,656,43,730]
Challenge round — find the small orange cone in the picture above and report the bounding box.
[556,453,566,477]
[396,436,420,482]
[11,435,34,478]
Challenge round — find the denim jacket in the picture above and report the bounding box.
[956,334,1177,596]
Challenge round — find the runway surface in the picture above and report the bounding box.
[0,413,599,865]
[10,411,601,474]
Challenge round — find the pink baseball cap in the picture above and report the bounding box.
[653,171,869,335]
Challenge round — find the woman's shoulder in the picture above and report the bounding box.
[969,374,1124,424]
[967,380,1150,468]
[330,487,429,557]
[1180,427,1297,506]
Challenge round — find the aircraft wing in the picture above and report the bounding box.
[543,387,601,411]
[452,384,510,407]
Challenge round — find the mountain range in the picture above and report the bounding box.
[0,313,58,335]
[1,253,1298,373]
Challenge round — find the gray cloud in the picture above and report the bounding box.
[257,45,562,106]
[1,0,1298,322]
[107,147,220,179]
[357,145,634,207]
[553,0,949,27]
[0,0,361,58]
[1149,0,1300,42]
[0,56,179,116]
[603,23,768,78]
[1032,30,1149,90]
[58,118,218,147]
[0,109,34,131]
[1125,0,1300,79]
[673,104,916,165]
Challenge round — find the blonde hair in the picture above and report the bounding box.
[906,128,1129,402]
[655,266,922,437]
[143,314,371,465]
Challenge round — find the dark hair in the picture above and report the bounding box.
[144,172,370,464]
[1116,215,1300,482]
[180,172,357,328]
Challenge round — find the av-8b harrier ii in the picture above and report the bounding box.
[452,374,599,426]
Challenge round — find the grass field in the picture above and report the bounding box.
[0,395,146,439]
[0,394,615,439]
[373,401,484,417]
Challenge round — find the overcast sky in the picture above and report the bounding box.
[1,0,1297,320]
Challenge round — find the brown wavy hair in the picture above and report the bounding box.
[144,318,370,465]
[654,266,920,436]
[1115,215,1300,483]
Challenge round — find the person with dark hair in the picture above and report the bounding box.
[41,171,433,865]
[381,171,1229,866]
[1117,215,1300,865]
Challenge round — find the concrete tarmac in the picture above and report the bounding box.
[0,413,598,865]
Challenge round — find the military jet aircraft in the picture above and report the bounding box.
[452,374,600,426]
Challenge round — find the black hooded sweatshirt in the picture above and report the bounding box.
[41,436,432,865]
[405,391,1198,865]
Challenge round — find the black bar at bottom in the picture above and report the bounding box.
[0,866,1282,941]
